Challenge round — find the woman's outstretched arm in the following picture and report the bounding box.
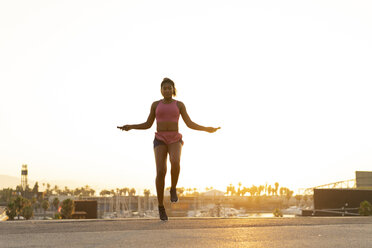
[117,101,158,131]
[178,101,220,133]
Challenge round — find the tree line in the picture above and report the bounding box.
[1,182,298,202]
[1,181,303,221]
[5,195,74,220]
[225,182,294,198]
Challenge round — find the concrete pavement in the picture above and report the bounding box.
[1,217,372,247]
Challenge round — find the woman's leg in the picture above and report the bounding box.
[168,141,182,189]
[154,145,168,206]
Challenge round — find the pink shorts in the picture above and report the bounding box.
[154,132,183,147]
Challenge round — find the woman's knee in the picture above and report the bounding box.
[156,167,167,178]
[170,160,180,169]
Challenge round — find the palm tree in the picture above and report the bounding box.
[268,185,273,196]
[22,203,34,220]
[225,185,230,196]
[250,185,258,197]
[227,184,236,196]
[286,189,294,204]
[144,189,150,210]
[53,185,59,195]
[274,182,279,196]
[264,183,268,195]
[62,186,69,196]
[143,189,150,197]
[6,201,17,220]
[187,188,192,196]
[241,187,248,196]
[41,200,50,219]
[61,199,74,219]
[238,182,242,196]
[32,182,39,195]
[52,197,60,212]
[73,188,81,197]
[30,197,37,213]
[258,185,264,196]
[118,188,124,196]
[14,196,26,219]
[129,188,136,196]
[46,183,51,196]
[83,185,94,197]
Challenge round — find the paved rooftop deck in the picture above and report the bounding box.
[1,217,372,247]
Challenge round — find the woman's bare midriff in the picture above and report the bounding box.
[157,122,179,132]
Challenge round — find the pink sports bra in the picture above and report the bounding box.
[155,100,180,123]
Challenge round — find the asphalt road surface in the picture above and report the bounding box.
[1,217,372,248]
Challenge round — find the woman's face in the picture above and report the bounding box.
[161,83,174,98]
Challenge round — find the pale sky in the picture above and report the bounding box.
[1,0,372,195]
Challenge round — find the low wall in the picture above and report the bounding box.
[314,188,372,209]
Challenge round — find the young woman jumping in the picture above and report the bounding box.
[117,78,220,221]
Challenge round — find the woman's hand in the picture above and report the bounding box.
[117,125,131,131]
[205,127,221,133]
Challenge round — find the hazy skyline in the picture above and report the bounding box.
[1,0,372,194]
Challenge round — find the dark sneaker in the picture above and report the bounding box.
[158,206,168,221]
[170,187,178,203]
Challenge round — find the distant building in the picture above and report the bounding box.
[201,189,225,197]
[356,171,372,188]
